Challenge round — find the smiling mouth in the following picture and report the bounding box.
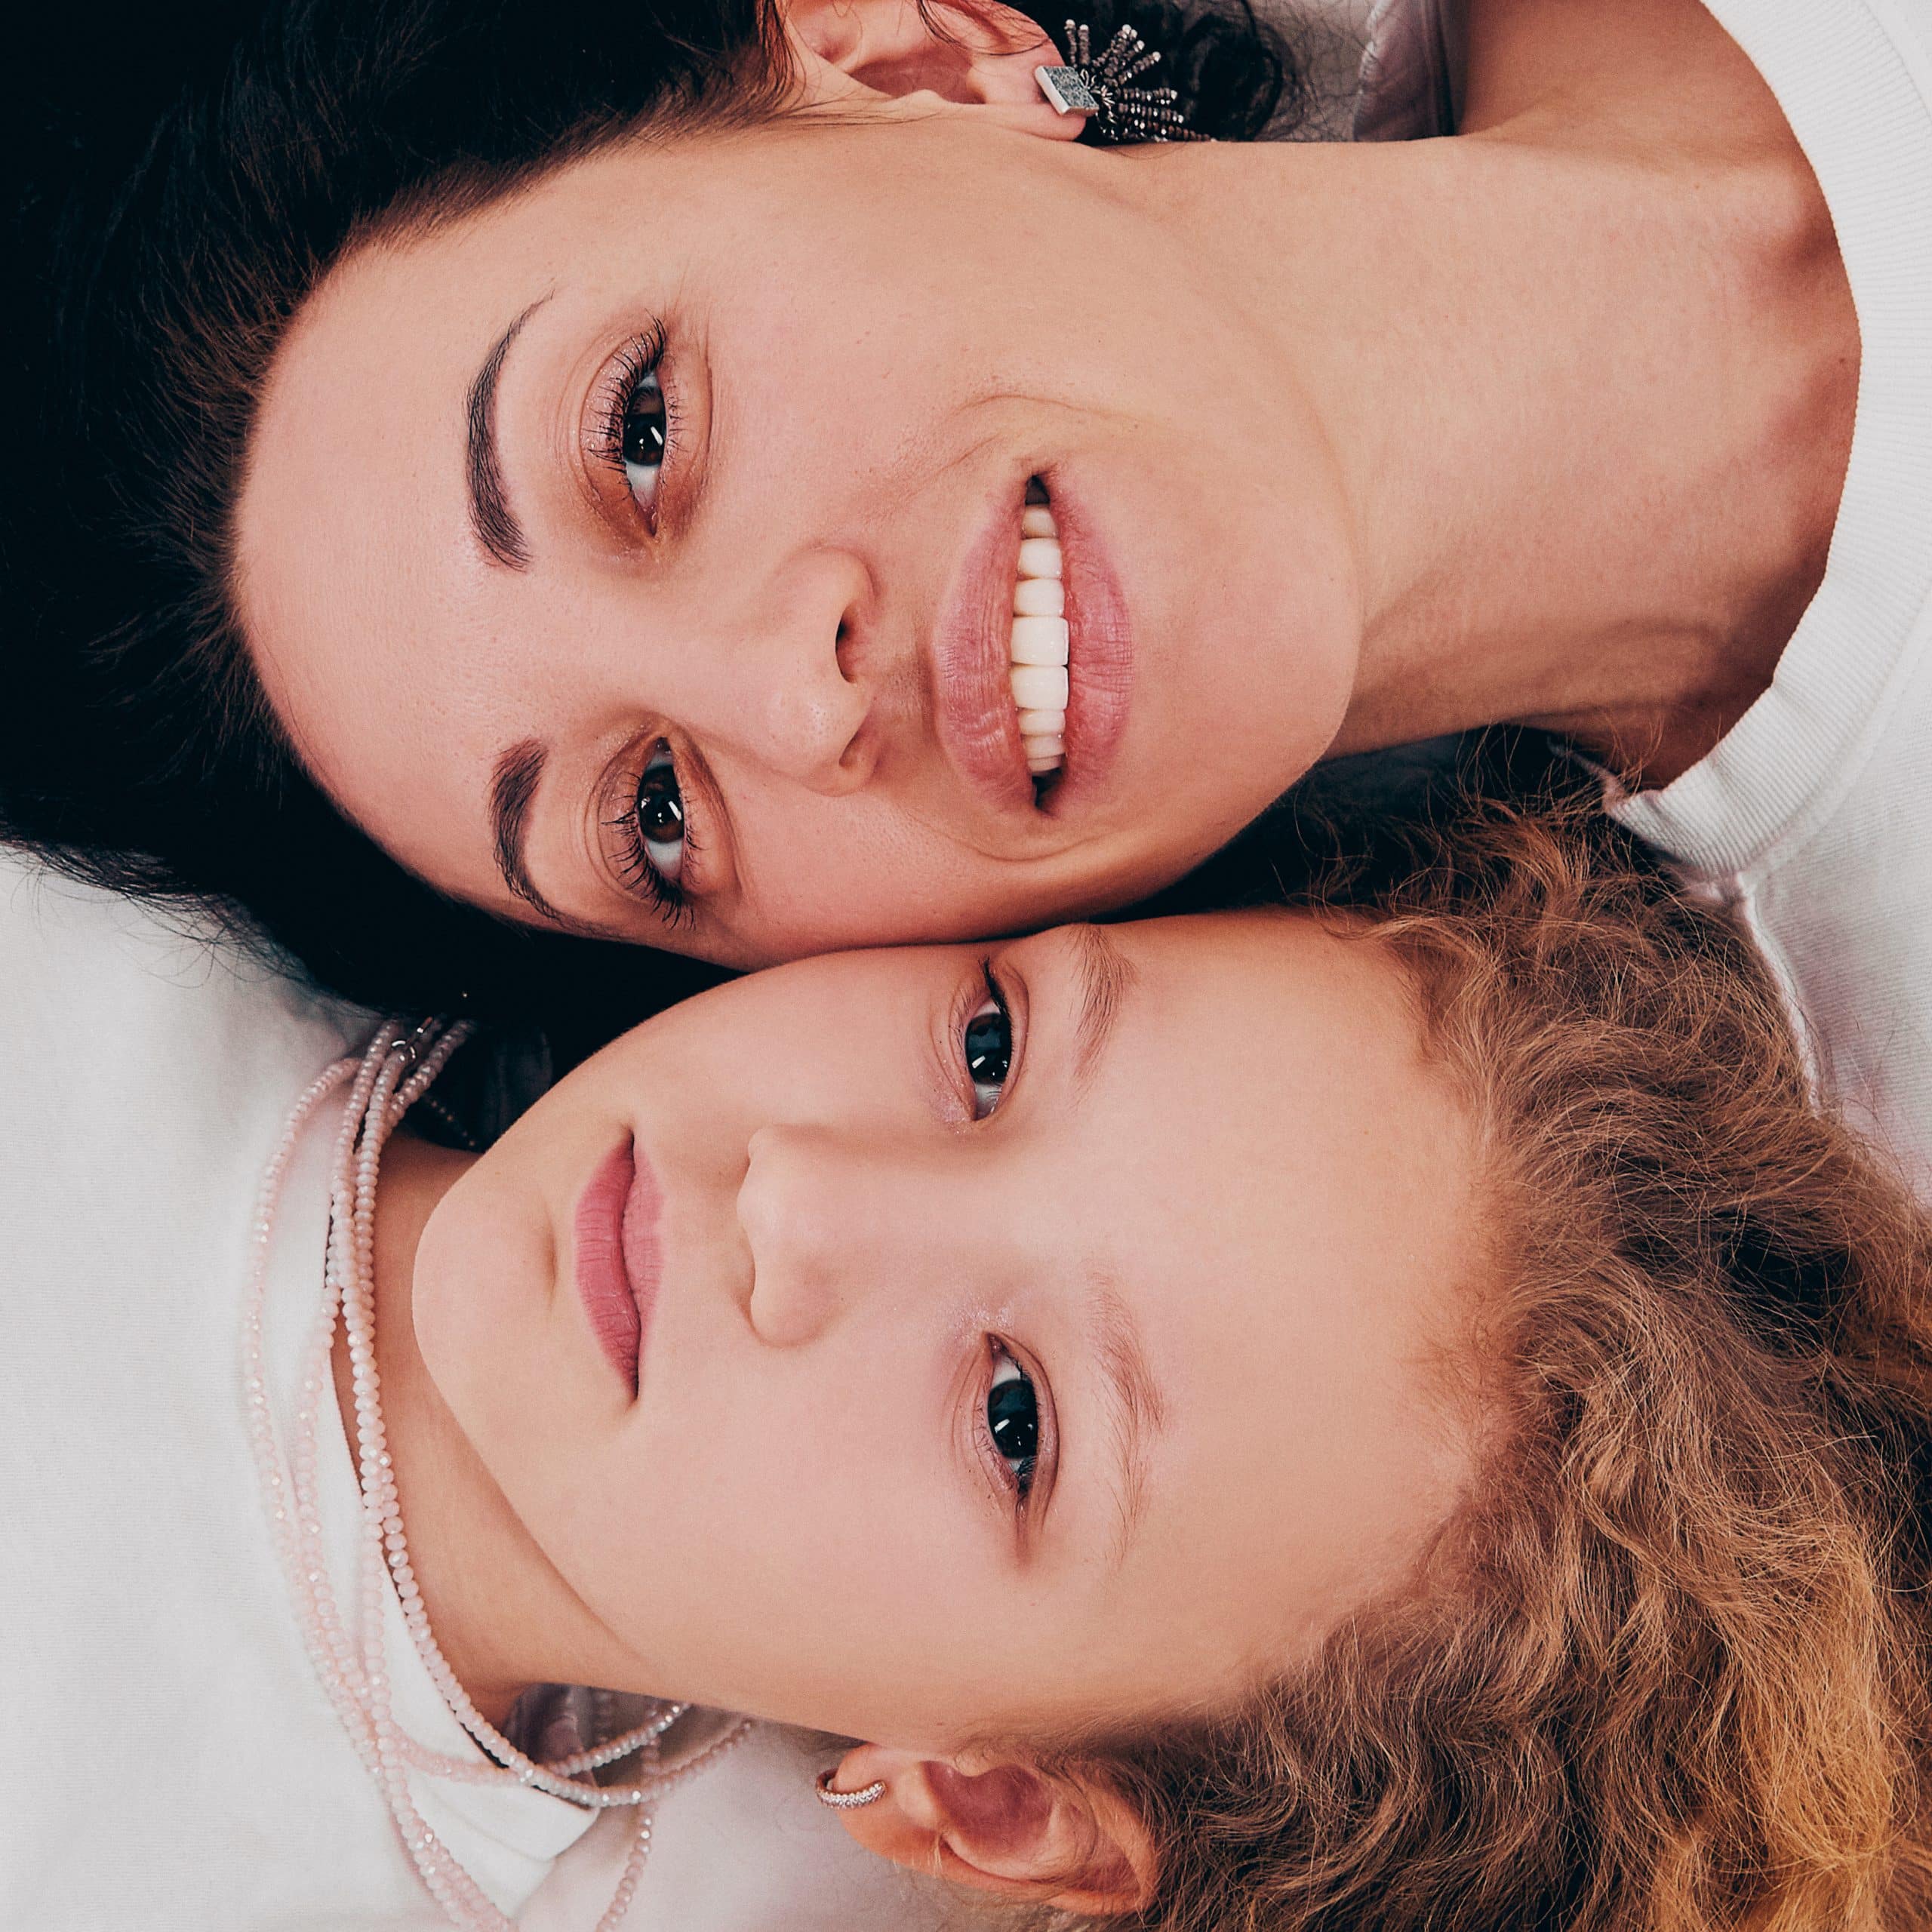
[1011,477,1069,793]
[931,471,1128,820]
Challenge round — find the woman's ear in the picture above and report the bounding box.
[779,0,1089,139]
[822,1743,1156,1912]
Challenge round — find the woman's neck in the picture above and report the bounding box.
[1130,0,1857,780]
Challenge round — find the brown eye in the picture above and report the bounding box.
[963,995,1012,1118]
[986,1349,1039,1497]
[632,744,686,881]
[620,370,668,512]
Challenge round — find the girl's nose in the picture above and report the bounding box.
[737,1122,932,1347]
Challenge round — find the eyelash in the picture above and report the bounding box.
[601,748,700,928]
[591,319,681,529]
[977,960,1010,1040]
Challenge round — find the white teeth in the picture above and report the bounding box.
[1012,497,1068,782]
[1010,663,1069,711]
[1010,616,1070,666]
[1013,576,1064,617]
[1016,536,1063,580]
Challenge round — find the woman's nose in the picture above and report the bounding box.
[708,552,878,797]
[737,1122,921,1347]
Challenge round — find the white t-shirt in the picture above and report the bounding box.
[1607,0,1932,1201]
[0,853,961,1930]
[1286,0,1932,1197]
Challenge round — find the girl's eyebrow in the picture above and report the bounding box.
[465,297,552,570]
[1088,1278,1164,1573]
[1049,927,1158,1564]
[1068,921,1137,1097]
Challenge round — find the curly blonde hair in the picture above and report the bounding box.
[1055,800,1932,1931]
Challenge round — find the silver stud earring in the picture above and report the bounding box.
[1035,20,1203,143]
[815,1767,888,1810]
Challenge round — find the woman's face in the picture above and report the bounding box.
[236,100,1363,968]
[411,912,1481,1749]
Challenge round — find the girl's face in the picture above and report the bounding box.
[411,912,1481,1749]
[236,95,1362,968]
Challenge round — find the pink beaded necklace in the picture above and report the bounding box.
[242,1018,746,1928]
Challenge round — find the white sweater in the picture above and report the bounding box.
[1610,0,1932,1201]
[1291,0,1932,1195]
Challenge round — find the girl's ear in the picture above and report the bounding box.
[822,1743,1157,1913]
[778,0,1089,138]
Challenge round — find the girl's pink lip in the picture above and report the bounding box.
[571,1137,663,1397]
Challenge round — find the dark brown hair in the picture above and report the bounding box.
[4,0,1299,1025]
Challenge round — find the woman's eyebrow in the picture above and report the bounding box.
[466,297,552,570]
[488,737,674,943]
[490,737,562,917]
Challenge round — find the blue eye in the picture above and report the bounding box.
[632,744,687,882]
[620,369,668,512]
[986,1349,1039,1497]
[963,989,1011,1119]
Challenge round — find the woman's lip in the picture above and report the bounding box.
[1037,469,1132,817]
[929,485,1038,818]
[571,1137,663,1397]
